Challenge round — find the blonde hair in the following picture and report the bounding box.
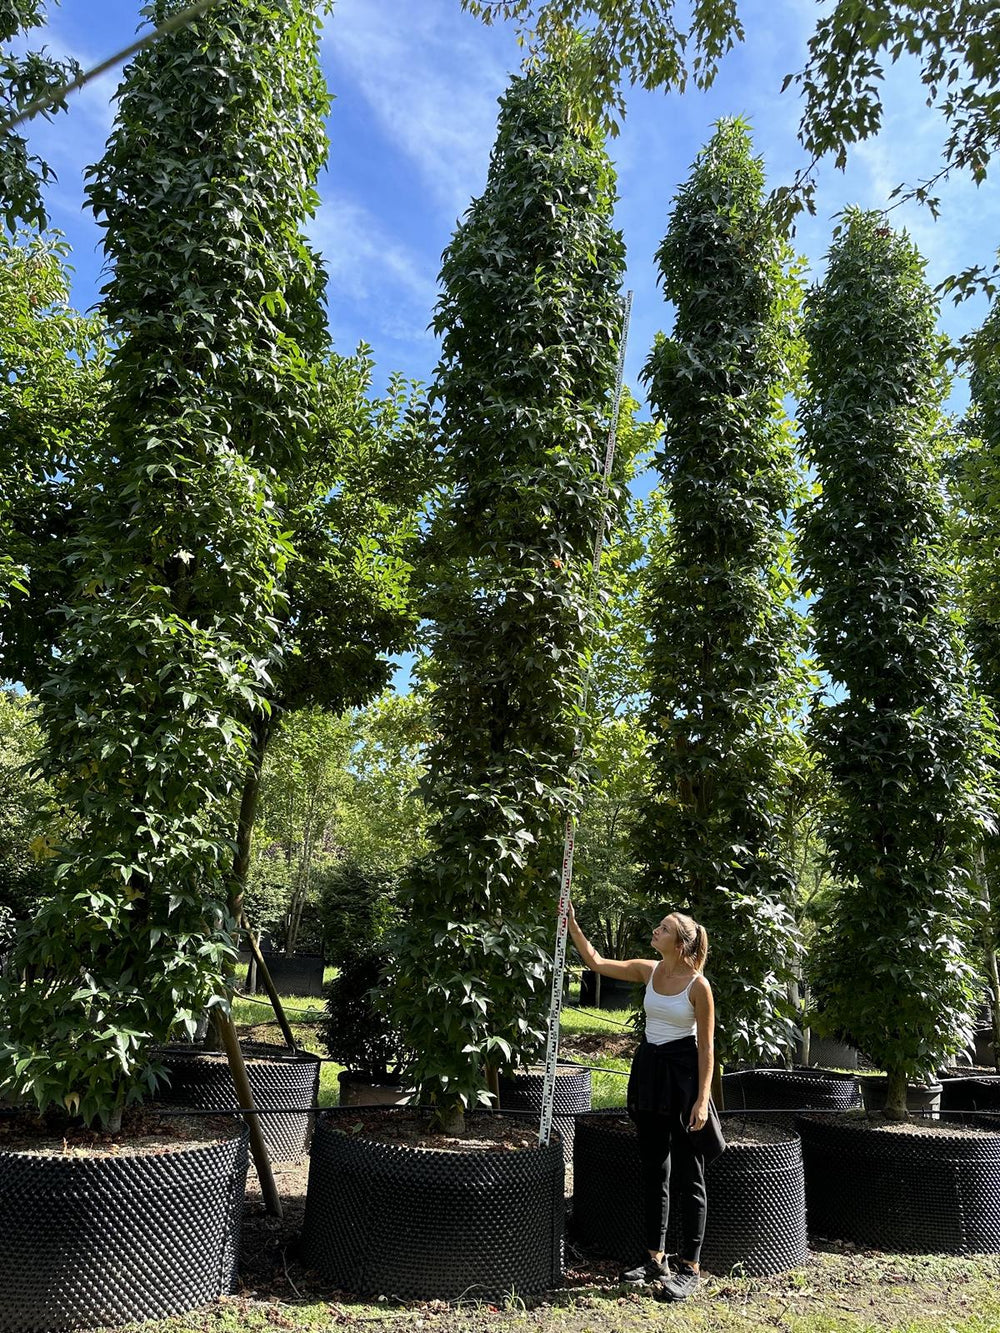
[671,912,708,973]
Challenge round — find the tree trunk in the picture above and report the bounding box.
[198,711,272,1054]
[884,1068,909,1121]
[786,976,800,1069]
[485,1061,500,1108]
[230,710,270,923]
[436,1102,465,1135]
[978,849,1000,1073]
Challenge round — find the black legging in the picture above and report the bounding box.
[632,1111,708,1262]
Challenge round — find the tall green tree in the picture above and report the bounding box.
[947,303,1000,1067]
[637,119,805,1072]
[387,63,628,1131]
[0,0,330,1128]
[798,211,991,1118]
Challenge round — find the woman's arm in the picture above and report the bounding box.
[688,974,715,1130]
[567,901,654,984]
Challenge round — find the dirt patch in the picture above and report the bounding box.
[561,1033,635,1062]
[0,1108,242,1158]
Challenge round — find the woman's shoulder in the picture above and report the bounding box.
[689,971,712,997]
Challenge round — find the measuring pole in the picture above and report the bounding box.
[538,291,633,1147]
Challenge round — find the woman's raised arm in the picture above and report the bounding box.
[567,902,654,983]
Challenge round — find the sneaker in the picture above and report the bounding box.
[658,1262,700,1301]
[620,1254,670,1284]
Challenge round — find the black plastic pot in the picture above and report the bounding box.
[797,1035,860,1070]
[939,1075,1000,1118]
[578,973,637,1010]
[571,1111,807,1276]
[155,1041,320,1160]
[498,1064,592,1164]
[337,1071,412,1107]
[974,1029,998,1067]
[858,1076,942,1118]
[246,953,325,997]
[722,1067,860,1129]
[302,1107,564,1300]
[0,1124,248,1333]
[797,1113,1000,1252]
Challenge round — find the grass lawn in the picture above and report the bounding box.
[187,992,1000,1333]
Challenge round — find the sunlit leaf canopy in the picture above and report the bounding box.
[463,1,1000,255]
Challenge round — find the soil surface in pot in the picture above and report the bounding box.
[158,1047,308,1065]
[585,1112,792,1145]
[0,1108,242,1157]
[328,1109,546,1153]
[819,1110,997,1137]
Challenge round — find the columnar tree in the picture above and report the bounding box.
[637,119,804,1071]
[798,211,990,1118]
[387,64,627,1131]
[0,0,330,1127]
[946,303,1000,1065]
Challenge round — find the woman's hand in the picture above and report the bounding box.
[688,1098,710,1132]
[566,899,577,927]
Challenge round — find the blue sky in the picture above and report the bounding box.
[20,0,1000,419]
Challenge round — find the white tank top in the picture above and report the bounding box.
[644,970,697,1045]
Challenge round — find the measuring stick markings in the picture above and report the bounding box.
[537,291,633,1147]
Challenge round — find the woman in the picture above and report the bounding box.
[567,902,715,1301]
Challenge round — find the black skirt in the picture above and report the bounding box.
[627,1034,727,1163]
[626,1034,699,1120]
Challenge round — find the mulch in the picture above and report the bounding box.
[0,1109,242,1157]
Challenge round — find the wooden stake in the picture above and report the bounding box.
[213,1009,282,1218]
[240,914,297,1051]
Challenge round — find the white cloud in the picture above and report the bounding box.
[321,0,509,219]
[311,193,436,307]
[309,193,438,364]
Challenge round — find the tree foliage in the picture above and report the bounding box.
[636,119,806,1069]
[0,688,57,927]
[0,2,81,233]
[465,1,1000,257]
[387,63,628,1129]
[225,345,430,927]
[462,2,741,133]
[0,0,330,1127]
[786,2,1000,243]
[245,692,430,944]
[797,211,991,1116]
[0,229,106,683]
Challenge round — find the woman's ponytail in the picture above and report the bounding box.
[693,923,709,973]
[673,913,709,973]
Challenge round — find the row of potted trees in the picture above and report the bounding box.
[5,3,1000,1326]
